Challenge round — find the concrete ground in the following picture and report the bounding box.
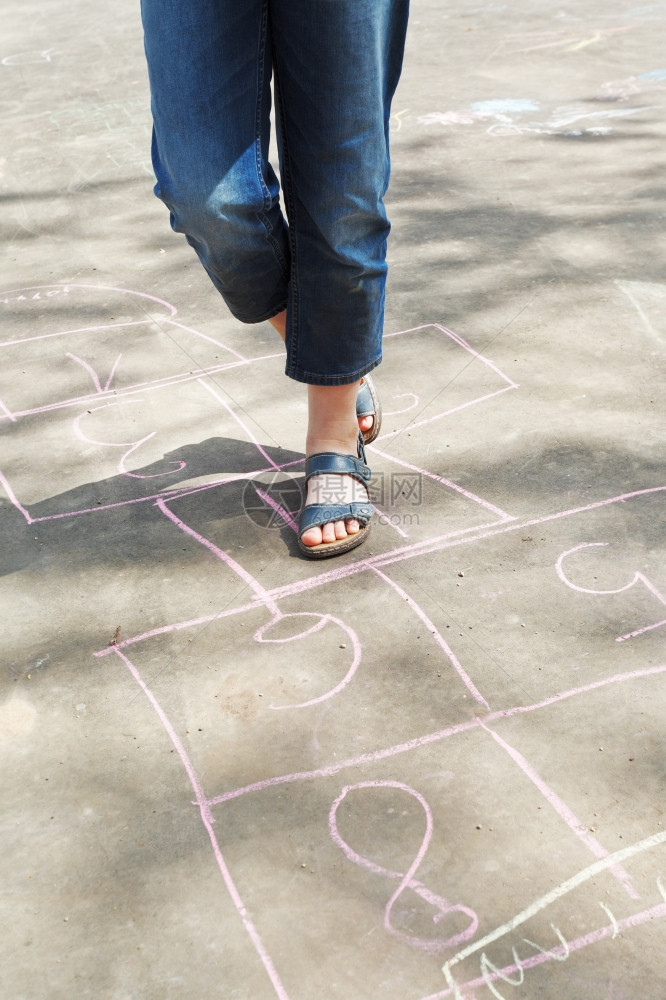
[1,1,665,998]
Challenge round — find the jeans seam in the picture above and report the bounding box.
[272,57,300,365]
[255,2,290,278]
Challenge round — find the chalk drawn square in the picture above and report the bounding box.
[398,487,666,707]
[102,628,666,1000]
[371,324,518,446]
[99,579,485,798]
[200,730,664,1000]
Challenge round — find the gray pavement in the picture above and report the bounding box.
[2,1,665,998]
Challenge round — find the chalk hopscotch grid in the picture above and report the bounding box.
[93,485,666,1000]
[3,285,665,998]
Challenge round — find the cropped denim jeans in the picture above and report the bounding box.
[141,0,409,385]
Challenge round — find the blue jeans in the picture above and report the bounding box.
[141,0,409,385]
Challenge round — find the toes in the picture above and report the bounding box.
[300,526,323,547]
[358,414,373,434]
[301,519,360,547]
[322,520,339,543]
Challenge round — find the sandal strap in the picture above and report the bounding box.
[299,501,374,535]
[304,449,371,487]
[356,378,375,419]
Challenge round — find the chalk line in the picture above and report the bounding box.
[377,323,518,442]
[371,567,490,708]
[424,897,666,999]
[0,397,16,422]
[478,721,638,899]
[438,828,666,994]
[374,386,518,443]
[202,663,666,808]
[255,488,299,533]
[164,318,248,360]
[0,470,33,523]
[112,646,292,1000]
[156,497,278,613]
[330,780,479,952]
[0,319,154,349]
[198,378,281,472]
[0,358,251,423]
[266,486,666,603]
[67,351,122,393]
[368,446,514,520]
[617,618,666,642]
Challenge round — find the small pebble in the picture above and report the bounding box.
[475,824,482,830]
[339,644,346,649]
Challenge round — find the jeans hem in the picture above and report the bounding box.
[229,301,288,325]
[285,354,382,386]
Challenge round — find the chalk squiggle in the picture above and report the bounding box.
[330,780,478,952]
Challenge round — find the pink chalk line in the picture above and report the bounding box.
[71,399,186,481]
[156,498,364,710]
[373,504,410,538]
[426,897,666,1000]
[0,318,153,349]
[255,613,363,710]
[201,663,666,808]
[371,567,490,708]
[197,378,281,471]
[67,351,122,393]
[267,486,666,603]
[156,497,279,613]
[383,392,419,417]
[556,541,666,644]
[0,358,252,423]
[368,445,514,520]
[163,318,248,361]
[617,618,666,642]
[377,323,518,442]
[329,781,479,952]
[0,282,177,310]
[478,720,638,899]
[375,386,518,443]
[0,397,16,422]
[0,455,304,525]
[384,323,519,389]
[108,641,666,1000]
[0,470,32,523]
[90,486,666,657]
[254,488,299,533]
[111,645,292,1000]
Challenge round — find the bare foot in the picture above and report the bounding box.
[299,463,369,547]
[300,383,369,549]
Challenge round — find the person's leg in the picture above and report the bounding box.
[270,0,409,549]
[140,0,290,324]
[270,0,410,385]
[268,310,375,440]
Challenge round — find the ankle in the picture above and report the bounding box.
[305,432,359,458]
